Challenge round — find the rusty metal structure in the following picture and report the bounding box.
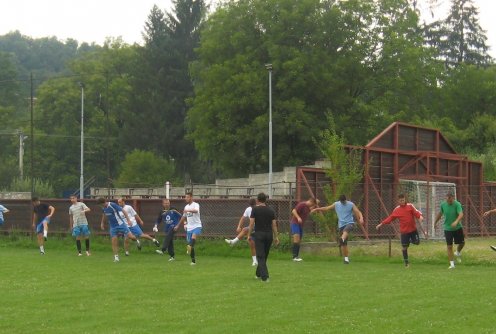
[296,122,496,238]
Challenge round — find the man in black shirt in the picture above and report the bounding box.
[248,193,279,282]
[32,197,55,254]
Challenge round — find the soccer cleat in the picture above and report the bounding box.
[405,263,410,268]
[86,251,91,256]
[448,265,455,269]
[40,251,45,255]
[225,239,233,246]
[186,245,191,254]
[153,239,160,247]
[125,251,130,256]
[491,245,496,252]
[293,257,303,262]
[252,261,258,267]
[44,236,47,241]
[168,257,175,262]
[136,240,142,251]
[190,262,196,266]
[78,253,83,257]
[343,260,350,264]
[114,257,120,262]
[155,250,164,255]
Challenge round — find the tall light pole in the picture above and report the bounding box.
[79,82,85,199]
[265,64,273,197]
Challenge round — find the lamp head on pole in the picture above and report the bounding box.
[265,63,273,71]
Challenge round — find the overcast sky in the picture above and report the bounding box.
[0,0,494,57]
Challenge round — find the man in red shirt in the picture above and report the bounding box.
[290,197,319,261]
[376,194,424,267]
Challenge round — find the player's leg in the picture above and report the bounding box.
[291,223,303,261]
[260,232,273,281]
[400,233,411,267]
[111,236,120,262]
[454,228,465,263]
[445,230,455,268]
[42,218,49,240]
[340,224,354,264]
[189,228,201,264]
[83,225,91,255]
[36,222,45,254]
[249,237,257,266]
[225,227,248,245]
[254,232,268,280]
[140,232,160,247]
[167,230,175,260]
[76,237,82,256]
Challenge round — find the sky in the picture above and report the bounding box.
[0,0,495,57]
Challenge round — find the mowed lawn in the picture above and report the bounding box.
[1,237,496,334]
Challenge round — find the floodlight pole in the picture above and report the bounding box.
[265,64,273,197]
[79,82,85,199]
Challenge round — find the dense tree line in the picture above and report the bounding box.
[0,0,495,195]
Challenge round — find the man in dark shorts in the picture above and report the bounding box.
[32,197,55,255]
[312,195,363,264]
[247,193,279,282]
[434,192,464,269]
[290,197,319,262]
[376,194,424,267]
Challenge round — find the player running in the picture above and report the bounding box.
[176,192,202,265]
[98,197,140,262]
[312,195,363,264]
[154,198,182,261]
[68,195,91,256]
[32,197,55,254]
[224,198,258,266]
[117,198,160,255]
[376,194,425,267]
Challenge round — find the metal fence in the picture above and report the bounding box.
[2,182,496,239]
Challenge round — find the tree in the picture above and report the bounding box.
[115,150,178,187]
[424,0,492,67]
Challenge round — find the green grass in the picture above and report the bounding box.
[1,236,496,333]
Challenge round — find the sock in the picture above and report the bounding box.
[455,250,460,256]
[190,239,196,248]
[344,256,349,262]
[252,255,257,262]
[85,239,90,251]
[40,246,45,252]
[43,230,47,237]
[191,248,196,262]
[402,249,408,262]
[76,240,82,253]
[136,239,141,245]
[232,237,239,244]
[114,254,119,260]
[292,244,300,258]
[450,260,455,267]
[153,238,157,242]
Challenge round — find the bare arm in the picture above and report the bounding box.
[311,203,335,214]
[100,214,106,230]
[69,214,74,231]
[47,206,55,218]
[483,208,496,217]
[272,220,279,245]
[352,204,364,225]
[434,211,443,224]
[450,212,464,228]
[135,214,144,226]
[291,208,302,224]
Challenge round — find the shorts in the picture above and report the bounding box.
[290,223,303,237]
[36,217,51,234]
[444,228,465,245]
[186,227,202,243]
[400,230,420,247]
[0,218,4,226]
[339,223,355,233]
[72,225,90,237]
[129,225,144,238]
[110,224,131,238]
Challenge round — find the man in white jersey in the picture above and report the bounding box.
[312,195,363,264]
[117,198,160,255]
[68,195,91,256]
[176,192,202,265]
[224,198,257,266]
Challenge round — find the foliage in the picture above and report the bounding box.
[114,149,179,187]
[312,116,364,241]
[5,177,55,197]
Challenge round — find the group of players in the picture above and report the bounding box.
[1,191,496,272]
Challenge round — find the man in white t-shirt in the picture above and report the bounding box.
[225,198,257,266]
[68,195,91,256]
[117,198,160,255]
[176,192,202,265]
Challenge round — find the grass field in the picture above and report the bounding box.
[1,236,496,333]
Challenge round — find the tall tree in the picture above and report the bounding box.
[127,1,207,182]
[424,0,492,67]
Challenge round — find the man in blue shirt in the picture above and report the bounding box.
[153,198,182,261]
[312,195,364,264]
[98,197,140,262]
[0,203,10,227]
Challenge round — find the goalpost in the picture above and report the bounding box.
[398,179,456,239]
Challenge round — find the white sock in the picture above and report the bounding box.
[114,254,119,260]
[232,237,239,244]
[43,230,47,237]
[152,238,157,242]
[455,251,460,256]
[252,256,257,262]
[450,260,455,267]
[344,256,349,262]
[40,246,45,252]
